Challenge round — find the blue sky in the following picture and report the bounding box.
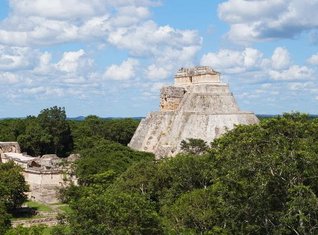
[0,0,317,117]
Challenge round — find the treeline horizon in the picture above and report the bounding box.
[0,106,140,157]
[1,113,318,121]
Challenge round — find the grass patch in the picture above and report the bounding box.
[11,201,54,220]
[57,204,71,213]
[26,201,53,212]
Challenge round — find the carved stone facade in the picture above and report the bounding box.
[129,66,259,158]
[0,142,21,154]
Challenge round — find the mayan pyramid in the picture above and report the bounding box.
[129,66,259,158]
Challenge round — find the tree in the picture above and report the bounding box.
[5,225,47,235]
[16,107,74,157]
[0,162,29,211]
[205,113,318,234]
[17,116,51,156]
[112,154,215,208]
[75,140,154,186]
[162,185,229,234]
[58,113,318,234]
[0,203,11,235]
[277,185,318,234]
[71,116,140,151]
[104,118,140,145]
[67,192,162,235]
[37,106,73,157]
[0,119,26,141]
[180,138,208,155]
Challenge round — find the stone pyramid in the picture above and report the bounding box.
[129,66,259,158]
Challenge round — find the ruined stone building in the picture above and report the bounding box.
[129,66,259,158]
[0,142,77,204]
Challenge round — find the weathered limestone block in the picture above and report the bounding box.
[0,142,21,154]
[129,66,259,158]
[160,86,186,111]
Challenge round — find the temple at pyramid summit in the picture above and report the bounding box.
[128,66,259,158]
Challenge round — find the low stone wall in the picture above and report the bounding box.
[12,217,58,228]
[24,169,74,204]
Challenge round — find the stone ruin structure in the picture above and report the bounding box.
[0,141,21,154]
[0,142,77,204]
[129,66,259,158]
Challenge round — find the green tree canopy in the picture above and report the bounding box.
[180,138,209,155]
[37,106,73,157]
[0,203,11,235]
[68,192,162,235]
[0,162,29,211]
[75,140,154,187]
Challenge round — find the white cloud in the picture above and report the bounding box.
[0,72,19,84]
[106,20,201,81]
[0,0,201,105]
[33,51,53,74]
[8,0,156,20]
[288,82,317,91]
[145,64,171,80]
[56,49,89,73]
[271,47,291,70]
[201,47,315,85]
[308,53,318,65]
[9,0,107,20]
[218,0,318,43]
[0,45,36,70]
[243,48,263,68]
[103,58,139,81]
[200,47,263,74]
[108,21,201,57]
[269,65,313,81]
[0,0,159,46]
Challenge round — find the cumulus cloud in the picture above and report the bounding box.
[218,0,318,43]
[201,47,314,82]
[0,0,163,47]
[288,82,318,92]
[0,0,202,107]
[9,0,107,20]
[0,72,19,84]
[271,47,291,70]
[308,53,318,65]
[56,49,91,73]
[33,51,53,74]
[108,21,201,57]
[201,47,263,74]
[0,45,37,70]
[145,64,171,80]
[103,58,139,81]
[269,65,313,81]
[199,46,318,114]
